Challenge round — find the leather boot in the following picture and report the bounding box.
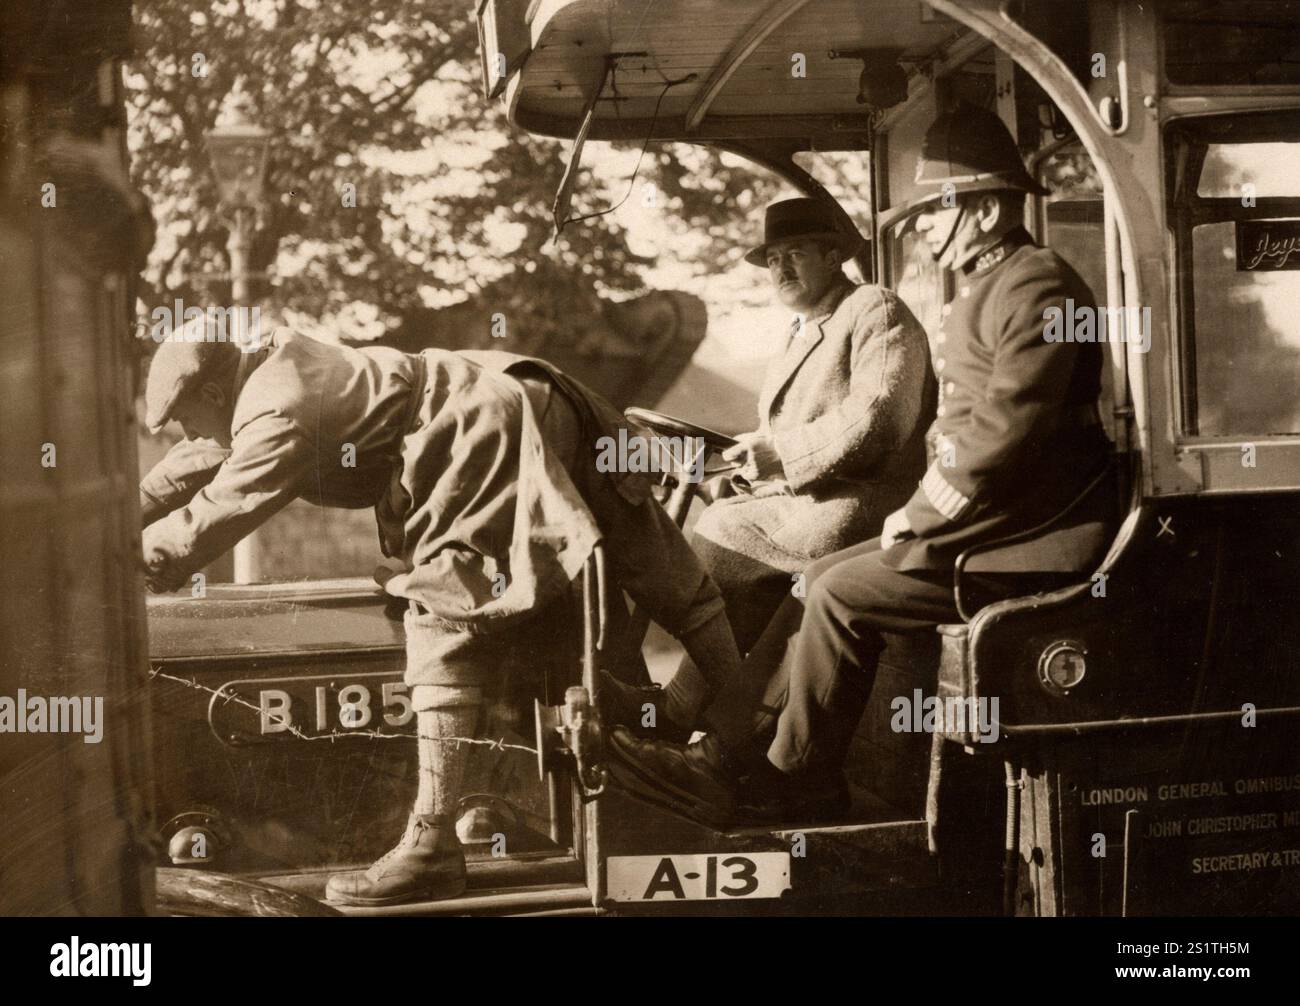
[325,813,466,906]
[606,727,743,829]
[599,671,694,743]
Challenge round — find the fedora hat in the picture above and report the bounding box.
[744,197,863,267]
[878,104,1049,232]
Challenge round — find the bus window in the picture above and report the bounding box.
[1169,116,1300,436]
[1162,0,1300,87]
[1037,142,1113,439]
[891,228,945,342]
[1037,143,1106,302]
[881,87,944,337]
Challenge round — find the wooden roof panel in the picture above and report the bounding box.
[513,0,965,137]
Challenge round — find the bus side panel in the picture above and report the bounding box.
[1019,722,1300,916]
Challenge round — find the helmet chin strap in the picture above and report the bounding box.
[931,203,965,264]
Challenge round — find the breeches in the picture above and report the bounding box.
[403,373,723,688]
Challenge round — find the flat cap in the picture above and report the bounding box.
[144,337,238,433]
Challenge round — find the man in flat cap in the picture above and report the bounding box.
[139,325,741,903]
[607,106,1117,825]
[602,196,935,742]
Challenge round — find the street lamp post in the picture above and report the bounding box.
[206,86,271,584]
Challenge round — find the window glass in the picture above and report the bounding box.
[884,90,937,219]
[1170,123,1300,436]
[1191,220,1300,435]
[1162,0,1300,86]
[880,90,943,335]
[1040,145,1106,302]
[890,228,944,342]
[1038,144,1114,437]
[792,149,872,282]
[1197,143,1299,198]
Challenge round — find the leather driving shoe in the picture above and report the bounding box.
[606,727,741,829]
[599,671,694,743]
[325,813,467,906]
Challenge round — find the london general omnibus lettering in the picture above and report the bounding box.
[1081,774,1300,807]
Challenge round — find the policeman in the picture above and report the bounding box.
[605,104,1118,826]
[139,325,741,901]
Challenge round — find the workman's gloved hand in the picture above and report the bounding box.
[373,557,410,589]
[143,551,188,593]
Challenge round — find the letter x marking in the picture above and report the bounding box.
[1156,516,1174,539]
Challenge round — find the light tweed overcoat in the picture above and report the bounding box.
[693,277,935,624]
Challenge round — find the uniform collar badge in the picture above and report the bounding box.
[971,242,1011,275]
[967,227,1033,276]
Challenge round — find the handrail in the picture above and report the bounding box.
[953,459,1116,621]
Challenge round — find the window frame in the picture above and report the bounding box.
[1164,110,1300,442]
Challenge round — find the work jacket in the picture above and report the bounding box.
[140,330,691,633]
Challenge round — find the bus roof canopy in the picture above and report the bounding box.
[490,0,967,144]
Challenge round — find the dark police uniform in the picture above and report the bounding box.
[893,225,1112,572]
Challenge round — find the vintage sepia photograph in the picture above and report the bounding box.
[1,0,1298,961]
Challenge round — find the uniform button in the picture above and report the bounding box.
[936,404,947,417]
[941,304,953,317]
[945,381,955,395]
[960,286,970,298]
[935,332,946,345]
[935,357,946,372]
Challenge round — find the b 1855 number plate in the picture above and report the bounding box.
[207,670,413,745]
[607,853,791,902]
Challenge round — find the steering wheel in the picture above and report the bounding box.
[616,408,740,663]
[623,407,738,455]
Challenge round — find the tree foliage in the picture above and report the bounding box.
[126,0,779,342]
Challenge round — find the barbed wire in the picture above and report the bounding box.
[149,667,538,754]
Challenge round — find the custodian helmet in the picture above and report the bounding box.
[878,104,1049,232]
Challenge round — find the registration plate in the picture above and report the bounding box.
[207,670,413,745]
[607,853,791,902]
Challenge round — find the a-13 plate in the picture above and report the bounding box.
[607,853,792,902]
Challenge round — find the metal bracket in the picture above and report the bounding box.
[535,686,607,800]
